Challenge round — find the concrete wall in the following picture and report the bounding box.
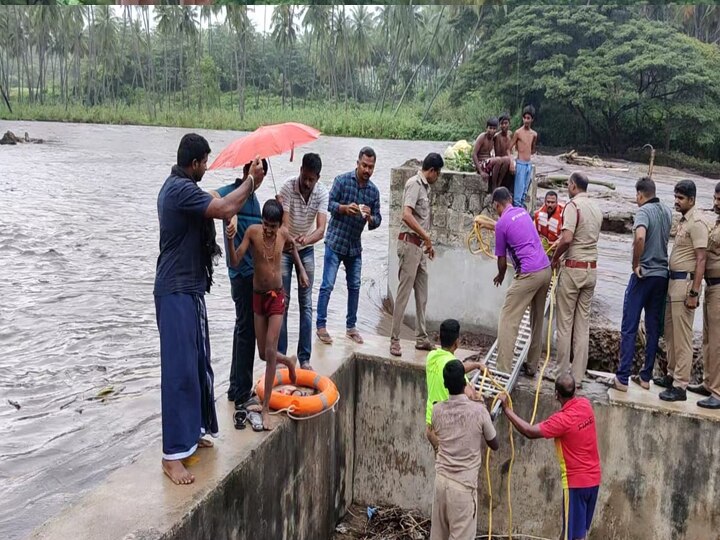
[168,358,357,540]
[387,162,512,335]
[352,357,720,540]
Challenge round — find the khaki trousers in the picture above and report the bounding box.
[391,240,429,343]
[430,474,478,540]
[665,279,699,389]
[555,267,597,383]
[702,284,720,398]
[496,266,552,373]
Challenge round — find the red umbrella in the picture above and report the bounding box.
[209,122,321,171]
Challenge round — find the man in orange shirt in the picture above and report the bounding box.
[534,191,564,253]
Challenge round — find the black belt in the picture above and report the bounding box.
[669,271,694,280]
[706,277,720,287]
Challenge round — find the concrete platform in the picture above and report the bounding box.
[30,330,720,540]
[28,327,475,540]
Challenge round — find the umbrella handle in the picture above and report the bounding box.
[267,157,278,195]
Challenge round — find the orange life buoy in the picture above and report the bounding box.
[255,368,339,417]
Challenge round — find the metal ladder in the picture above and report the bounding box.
[470,290,553,420]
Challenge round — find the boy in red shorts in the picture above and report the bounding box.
[227,199,309,430]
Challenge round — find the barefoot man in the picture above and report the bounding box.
[472,117,498,186]
[155,134,263,484]
[492,112,514,192]
[509,105,538,208]
[226,200,309,430]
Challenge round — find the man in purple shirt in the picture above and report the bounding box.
[492,187,551,375]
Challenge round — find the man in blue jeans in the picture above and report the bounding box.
[316,147,382,345]
[277,153,329,369]
[613,177,672,391]
[210,159,268,408]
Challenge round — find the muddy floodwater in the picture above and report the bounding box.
[0,120,716,539]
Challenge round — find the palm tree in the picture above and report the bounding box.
[226,5,253,117]
[302,4,332,99]
[271,5,299,109]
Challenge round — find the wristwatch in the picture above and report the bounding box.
[688,289,699,298]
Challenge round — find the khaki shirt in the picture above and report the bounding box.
[669,207,709,272]
[562,193,603,262]
[706,220,720,276]
[432,395,496,489]
[399,171,431,235]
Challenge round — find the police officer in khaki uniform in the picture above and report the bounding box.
[688,182,720,409]
[655,180,708,402]
[551,172,603,387]
[390,153,444,357]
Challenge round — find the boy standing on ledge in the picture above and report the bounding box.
[509,105,538,208]
[226,200,309,430]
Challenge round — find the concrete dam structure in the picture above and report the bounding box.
[30,162,720,540]
[30,332,720,540]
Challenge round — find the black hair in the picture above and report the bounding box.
[522,105,536,119]
[241,158,269,178]
[569,172,589,192]
[439,319,460,348]
[443,360,466,396]
[487,117,499,128]
[262,199,284,223]
[545,191,558,200]
[358,146,376,161]
[635,176,656,198]
[301,153,322,175]
[555,373,576,399]
[675,179,697,199]
[177,133,211,168]
[492,186,513,204]
[499,112,510,123]
[715,181,720,194]
[422,152,444,172]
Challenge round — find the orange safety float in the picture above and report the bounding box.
[255,368,339,418]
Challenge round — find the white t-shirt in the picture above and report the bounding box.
[279,177,329,239]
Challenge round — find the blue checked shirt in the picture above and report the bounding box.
[326,170,382,257]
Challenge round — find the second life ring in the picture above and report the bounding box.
[255,368,339,417]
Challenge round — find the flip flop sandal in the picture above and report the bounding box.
[247,410,264,432]
[390,342,402,357]
[316,329,333,344]
[233,409,248,430]
[346,330,364,344]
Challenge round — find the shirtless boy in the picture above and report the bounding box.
[472,117,498,178]
[509,105,538,208]
[226,199,309,430]
[486,112,515,191]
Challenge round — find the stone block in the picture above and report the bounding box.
[468,194,482,215]
[432,213,447,229]
[451,194,467,212]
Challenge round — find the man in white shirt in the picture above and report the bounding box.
[278,153,329,369]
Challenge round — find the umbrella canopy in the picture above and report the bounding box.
[209,122,321,171]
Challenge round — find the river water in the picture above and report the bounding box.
[0,120,444,539]
[1,121,715,539]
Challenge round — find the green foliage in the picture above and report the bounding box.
[454,5,720,161]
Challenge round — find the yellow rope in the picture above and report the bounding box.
[468,216,559,540]
[467,215,498,258]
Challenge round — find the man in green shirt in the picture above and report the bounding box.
[425,319,486,427]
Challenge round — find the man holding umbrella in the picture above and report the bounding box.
[207,122,320,429]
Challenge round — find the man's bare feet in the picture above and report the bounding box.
[162,459,195,485]
[287,355,297,384]
[261,409,274,431]
[300,362,313,371]
[197,437,214,448]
